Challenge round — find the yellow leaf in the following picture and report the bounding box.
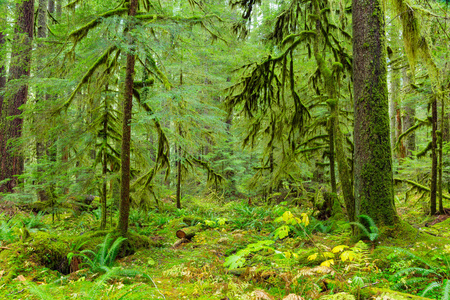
[340,250,356,262]
[301,213,309,226]
[293,253,299,259]
[284,251,291,259]
[282,211,294,222]
[320,259,334,267]
[322,252,334,259]
[332,245,349,253]
[307,253,318,261]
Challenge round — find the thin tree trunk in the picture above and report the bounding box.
[56,0,62,20]
[48,0,55,14]
[402,67,415,156]
[353,0,398,226]
[0,0,34,193]
[312,1,354,221]
[101,97,108,230]
[36,0,48,202]
[430,96,437,215]
[0,21,6,181]
[118,0,137,236]
[329,112,337,194]
[438,98,444,214]
[176,125,182,209]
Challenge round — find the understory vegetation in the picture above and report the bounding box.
[0,191,449,300]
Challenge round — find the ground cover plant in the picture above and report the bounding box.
[1,0,450,299]
[0,192,448,300]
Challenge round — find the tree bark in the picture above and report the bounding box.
[430,96,437,215]
[118,0,137,236]
[402,67,415,156]
[438,99,444,214]
[0,0,34,193]
[353,0,398,226]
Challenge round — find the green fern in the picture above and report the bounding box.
[348,215,379,241]
[443,279,450,300]
[394,267,438,278]
[421,282,441,297]
[67,233,126,273]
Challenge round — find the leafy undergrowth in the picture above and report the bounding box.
[0,198,449,299]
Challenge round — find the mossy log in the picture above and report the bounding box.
[394,178,450,200]
[175,226,201,240]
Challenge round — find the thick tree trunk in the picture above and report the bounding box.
[0,0,34,193]
[118,0,138,236]
[353,0,398,226]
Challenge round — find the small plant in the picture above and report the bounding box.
[348,215,379,242]
[0,216,17,244]
[387,247,450,299]
[19,211,47,231]
[272,210,310,239]
[67,233,126,273]
[224,240,275,269]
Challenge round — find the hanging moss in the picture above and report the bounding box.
[59,45,117,111]
[68,8,128,42]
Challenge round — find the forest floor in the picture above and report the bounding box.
[0,195,449,300]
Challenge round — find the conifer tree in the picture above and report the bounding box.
[0,0,34,193]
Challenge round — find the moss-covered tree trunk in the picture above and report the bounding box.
[430,97,437,215]
[353,0,399,226]
[0,17,6,182]
[0,0,34,193]
[328,122,337,194]
[438,99,444,214]
[312,1,354,221]
[36,0,49,202]
[176,124,182,209]
[101,98,108,230]
[402,67,415,156]
[118,0,137,236]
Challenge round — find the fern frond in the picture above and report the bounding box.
[386,247,439,270]
[394,267,437,278]
[421,281,441,297]
[442,279,450,300]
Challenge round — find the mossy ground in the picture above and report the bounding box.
[0,195,447,300]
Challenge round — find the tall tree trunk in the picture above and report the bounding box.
[0,19,6,179]
[402,67,415,156]
[438,98,444,214]
[430,96,438,215]
[56,0,62,20]
[176,126,182,209]
[353,0,398,226]
[328,123,337,194]
[0,0,34,193]
[36,0,48,202]
[118,0,137,236]
[312,1,354,221]
[176,70,183,209]
[48,0,55,14]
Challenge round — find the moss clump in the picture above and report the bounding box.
[73,230,164,259]
[28,231,72,274]
[319,292,355,300]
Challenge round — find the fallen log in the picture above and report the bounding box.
[175,226,202,240]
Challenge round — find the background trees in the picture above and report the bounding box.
[0,0,448,232]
